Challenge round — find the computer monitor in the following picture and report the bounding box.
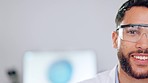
[23,50,97,83]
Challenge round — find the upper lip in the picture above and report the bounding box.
[131,53,148,56]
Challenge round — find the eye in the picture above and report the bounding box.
[127,30,138,34]
[125,28,140,35]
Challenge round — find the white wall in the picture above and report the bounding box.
[0,0,126,82]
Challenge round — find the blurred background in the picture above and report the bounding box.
[0,0,126,83]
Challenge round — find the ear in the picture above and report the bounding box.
[112,31,118,48]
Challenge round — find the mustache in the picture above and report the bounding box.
[129,48,148,57]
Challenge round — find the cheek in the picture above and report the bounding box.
[119,41,135,55]
[120,42,128,49]
[117,38,128,49]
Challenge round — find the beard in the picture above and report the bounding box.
[118,48,148,79]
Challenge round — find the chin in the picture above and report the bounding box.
[125,61,148,79]
[118,51,148,79]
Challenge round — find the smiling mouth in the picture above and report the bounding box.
[133,55,148,60]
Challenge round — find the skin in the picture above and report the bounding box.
[112,7,148,83]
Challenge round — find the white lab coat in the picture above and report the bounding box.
[78,66,117,83]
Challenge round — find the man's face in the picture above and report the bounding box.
[112,7,148,79]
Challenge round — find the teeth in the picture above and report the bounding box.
[133,56,148,60]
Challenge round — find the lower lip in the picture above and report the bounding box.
[131,56,148,65]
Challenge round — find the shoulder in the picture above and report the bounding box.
[78,66,117,83]
[78,70,111,83]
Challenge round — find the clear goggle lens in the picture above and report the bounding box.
[117,24,148,42]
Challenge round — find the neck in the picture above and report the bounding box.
[118,65,148,83]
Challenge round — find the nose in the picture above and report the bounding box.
[135,33,148,50]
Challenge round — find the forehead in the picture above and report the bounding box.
[121,7,148,25]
